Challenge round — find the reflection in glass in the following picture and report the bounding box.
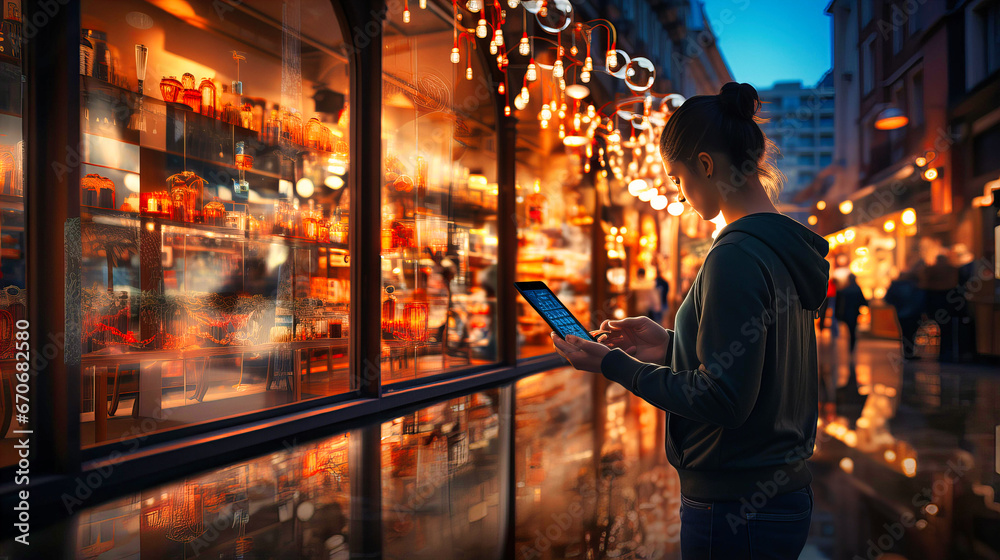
[382,389,502,560]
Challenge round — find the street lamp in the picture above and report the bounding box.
[874,105,908,130]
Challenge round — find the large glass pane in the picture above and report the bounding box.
[381,389,503,559]
[78,0,351,446]
[0,7,24,468]
[380,7,500,382]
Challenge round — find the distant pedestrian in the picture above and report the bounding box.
[635,267,662,322]
[883,271,924,360]
[919,254,959,362]
[835,273,867,355]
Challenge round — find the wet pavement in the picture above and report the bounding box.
[3,324,999,559]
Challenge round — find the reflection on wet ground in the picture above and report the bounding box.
[3,324,999,559]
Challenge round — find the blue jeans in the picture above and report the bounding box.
[679,485,813,560]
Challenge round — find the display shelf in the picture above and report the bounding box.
[0,193,23,208]
[81,337,350,367]
[80,205,350,251]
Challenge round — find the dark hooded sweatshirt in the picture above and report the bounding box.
[601,213,830,501]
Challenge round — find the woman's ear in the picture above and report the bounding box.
[697,152,714,179]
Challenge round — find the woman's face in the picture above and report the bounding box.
[664,153,720,220]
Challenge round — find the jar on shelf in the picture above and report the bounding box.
[220,103,240,126]
[159,76,183,103]
[381,287,397,335]
[287,111,303,144]
[182,87,202,113]
[203,199,226,227]
[262,109,281,144]
[81,173,101,207]
[225,210,247,231]
[235,141,253,170]
[181,72,196,90]
[198,78,216,117]
[98,176,116,209]
[240,103,254,131]
[166,171,204,223]
[305,117,323,149]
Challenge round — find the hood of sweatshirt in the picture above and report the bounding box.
[713,212,830,311]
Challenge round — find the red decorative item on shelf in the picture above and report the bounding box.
[390,220,413,248]
[159,76,183,103]
[396,301,428,342]
[203,199,226,227]
[381,288,396,333]
[166,171,205,223]
[182,88,201,113]
[199,78,216,117]
[141,191,171,217]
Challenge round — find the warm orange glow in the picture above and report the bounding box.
[884,220,896,232]
[875,114,909,130]
[914,156,927,167]
[808,215,818,225]
[816,200,827,210]
[839,200,853,214]
[922,167,938,181]
[902,457,917,476]
[901,208,917,225]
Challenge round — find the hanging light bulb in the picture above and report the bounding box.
[587,104,596,118]
[570,44,578,56]
[520,86,529,102]
[498,82,505,94]
[504,105,511,116]
[553,59,564,78]
[507,0,519,7]
[540,119,549,129]
[466,65,473,80]
[420,0,427,7]
[584,56,593,71]
[559,123,566,138]
[514,93,527,110]
[581,70,591,83]
[489,40,498,55]
[526,60,538,81]
[403,8,411,22]
[606,49,617,70]
[451,47,461,64]
[494,28,504,46]
[540,104,552,120]
[519,34,530,56]
[476,18,488,38]
[466,0,483,12]
[559,102,567,118]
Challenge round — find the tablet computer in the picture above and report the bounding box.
[514,281,597,341]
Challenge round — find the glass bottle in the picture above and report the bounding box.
[199,78,216,117]
[159,76,183,103]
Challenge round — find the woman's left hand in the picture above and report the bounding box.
[551,332,611,373]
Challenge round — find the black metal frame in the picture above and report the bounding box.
[0,0,569,540]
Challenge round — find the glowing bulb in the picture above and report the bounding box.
[403,9,410,22]
[558,123,565,138]
[489,41,497,55]
[514,94,527,110]
[324,175,344,190]
[606,49,617,70]
[519,36,530,56]
[526,61,537,81]
[839,457,854,473]
[580,70,591,83]
[540,105,551,121]
[540,119,548,129]
[922,167,938,181]
[884,450,897,462]
[808,215,818,225]
[520,86,529,102]
[883,220,896,232]
[476,19,487,38]
[451,47,461,64]
[902,457,916,477]
[497,82,505,94]
[420,0,426,7]
[507,0,519,7]
[466,0,483,12]
[839,200,853,214]
[504,105,511,116]
[494,29,503,46]
[901,208,916,225]
[667,201,684,216]
[816,200,826,210]
[628,179,647,196]
[914,156,927,167]
[553,59,564,78]
[466,66,473,80]
[295,177,315,198]
[638,188,654,202]
[651,194,668,210]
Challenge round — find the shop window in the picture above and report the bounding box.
[797,154,815,166]
[819,116,834,128]
[819,153,833,167]
[381,7,499,382]
[798,134,816,147]
[0,4,24,468]
[820,134,835,147]
[78,0,352,447]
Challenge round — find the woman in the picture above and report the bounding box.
[552,82,830,560]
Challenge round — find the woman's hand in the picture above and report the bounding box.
[597,317,670,364]
[551,332,611,373]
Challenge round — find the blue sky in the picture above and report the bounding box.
[700,0,832,90]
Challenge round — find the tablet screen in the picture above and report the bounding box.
[518,286,593,340]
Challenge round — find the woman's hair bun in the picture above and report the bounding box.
[718,82,760,121]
